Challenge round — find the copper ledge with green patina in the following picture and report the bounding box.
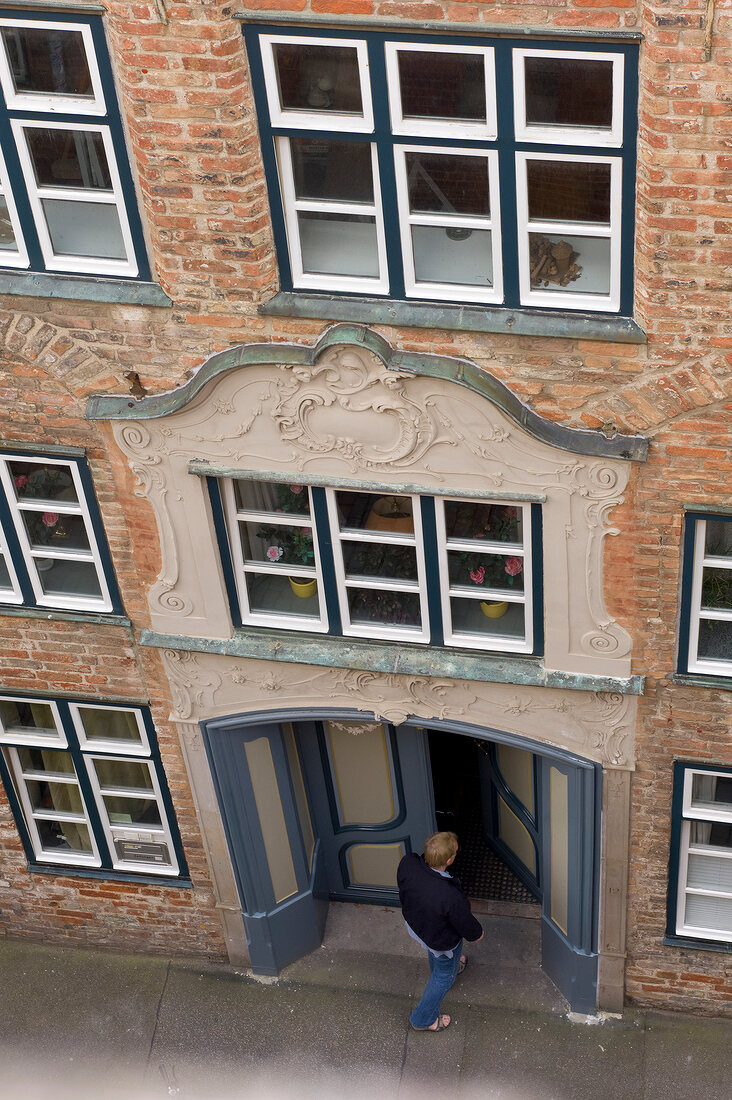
[140,628,645,696]
[86,324,649,463]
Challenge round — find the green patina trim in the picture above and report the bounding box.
[0,441,86,457]
[234,13,644,41]
[260,292,646,345]
[141,628,645,696]
[663,936,732,955]
[188,463,547,502]
[27,864,192,888]
[672,673,732,693]
[0,1,106,10]
[0,606,131,627]
[683,504,732,518]
[87,322,649,463]
[0,271,172,307]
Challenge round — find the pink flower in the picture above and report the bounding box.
[504,557,522,576]
[470,565,485,585]
[14,475,27,489]
[42,512,59,528]
[266,545,283,562]
[289,485,303,494]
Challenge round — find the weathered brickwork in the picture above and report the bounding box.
[0,0,730,1007]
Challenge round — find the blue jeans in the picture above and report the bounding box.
[410,940,463,1029]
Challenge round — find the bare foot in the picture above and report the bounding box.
[428,1014,451,1031]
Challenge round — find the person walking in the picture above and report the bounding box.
[397,831,484,1032]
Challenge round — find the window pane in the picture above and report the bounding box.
[529,233,610,295]
[0,699,58,738]
[36,559,103,600]
[406,151,490,216]
[76,707,143,745]
[27,778,84,815]
[445,501,523,544]
[684,893,732,935]
[527,161,611,224]
[348,586,421,628]
[290,138,374,203]
[242,520,315,570]
[450,596,526,640]
[342,540,418,582]
[0,555,13,588]
[234,480,310,517]
[42,198,126,260]
[298,211,379,277]
[245,571,320,618]
[93,758,154,791]
[705,520,732,558]
[16,746,75,774]
[448,549,525,593]
[697,620,732,663]
[337,493,414,535]
[21,511,90,553]
[701,567,732,611]
[37,817,92,853]
[9,461,77,504]
[398,51,486,122]
[1,26,92,97]
[690,774,732,814]
[103,795,162,828]
[273,42,363,115]
[0,196,18,250]
[524,56,613,129]
[412,225,494,288]
[26,128,112,189]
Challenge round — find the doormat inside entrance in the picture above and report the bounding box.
[452,816,539,906]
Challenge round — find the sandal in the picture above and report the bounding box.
[458,955,468,975]
[411,1014,451,1032]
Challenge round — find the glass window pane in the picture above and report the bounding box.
[21,510,90,553]
[412,225,493,288]
[342,540,418,582]
[406,151,490,216]
[445,501,523,545]
[348,587,421,628]
[16,746,74,774]
[41,198,126,260]
[705,520,732,558]
[298,211,379,278]
[684,893,732,936]
[336,492,414,535]
[290,138,374,203]
[0,196,18,250]
[36,559,103,600]
[524,56,613,129]
[447,548,525,593]
[273,42,363,115]
[697,619,732,663]
[26,128,112,189]
[38,818,92,853]
[449,596,526,640]
[75,707,143,745]
[398,50,486,122]
[0,555,13,588]
[529,233,611,295]
[701,567,732,611]
[103,794,161,828]
[9,461,77,504]
[93,758,154,791]
[0,698,59,738]
[242,521,315,569]
[690,774,732,815]
[527,161,611,224]
[233,480,310,517]
[2,26,92,97]
[27,778,84,815]
[245,572,320,618]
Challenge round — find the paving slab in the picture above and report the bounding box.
[638,1009,732,1100]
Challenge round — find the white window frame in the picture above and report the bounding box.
[394,144,503,304]
[275,136,388,294]
[221,479,329,634]
[0,142,29,268]
[260,33,374,133]
[4,742,101,867]
[676,767,732,942]
[0,453,115,614]
[515,151,622,313]
[84,752,179,876]
[11,118,138,277]
[0,18,106,115]
[69,702,151,757]
[385,42,497,140]
[325,488,430,643]
[512,48,624,148]
[434,498,533,653]
[0,695,66,747]
[686,517,732,677]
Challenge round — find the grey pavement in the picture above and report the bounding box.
[0,902,729,1100]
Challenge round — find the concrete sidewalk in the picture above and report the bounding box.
[0,905,729,1100]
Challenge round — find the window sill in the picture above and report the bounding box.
[663,935,732,955]
[260,292,647,345]
[672,672,732,692]
[140,626,646,696]
[0,605,130,627]
[27,863,191,888]
[0,270,172,307]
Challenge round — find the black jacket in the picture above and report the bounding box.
[397,852,483,951]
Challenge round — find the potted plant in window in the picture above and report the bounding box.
[256,486,317,598]
[13,466,72,571]
[466,556,523,617]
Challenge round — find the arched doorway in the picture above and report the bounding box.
[202,709,601,1014]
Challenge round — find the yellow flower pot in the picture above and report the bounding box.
[481,600,508,618]
[289,577,317,598]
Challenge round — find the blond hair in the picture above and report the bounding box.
[423,831,458,869]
